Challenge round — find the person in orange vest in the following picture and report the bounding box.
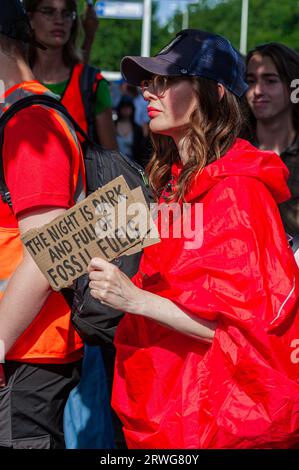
[0,0,85,449]
[24,0,118,149]
[22,0,121,449]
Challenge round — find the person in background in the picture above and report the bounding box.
[81,0,99,64]
[245,42,299,237]
[24,0,118,149]
[115,96,147,167]
[23,0,118,449]
[0,0,84,448]
[88,30,299,448]
[117,80,150,137]
[129,85,150,138]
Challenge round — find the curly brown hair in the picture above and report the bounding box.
[146,76,244,202]
[23,0,81,67]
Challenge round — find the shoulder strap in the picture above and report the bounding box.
[0,129,11,206]
[291,235,299,255]
[80,64,103,140]
[0,94,90,207]
[0,94,90,138]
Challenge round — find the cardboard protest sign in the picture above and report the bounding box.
[22,176,160,290]
[123,187,160,256]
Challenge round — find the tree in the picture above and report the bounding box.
[164,0,299,53]
[77,0,299,71]
[247,0,299,51]
[77,0,161,70]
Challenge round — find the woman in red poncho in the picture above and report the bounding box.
[88,29,299,449]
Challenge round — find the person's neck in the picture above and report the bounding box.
[33,48,70,84]
[0,53,35,92]
[256,112,295,155]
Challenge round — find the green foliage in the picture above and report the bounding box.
[90,18,143,70]
[77,0,299,71]
[162,0,299,53]
[187,0,242,48]
[247,0,299,51]
[76,0,161,70]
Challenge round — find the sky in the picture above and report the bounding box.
[92,1,198,25]
[92,0,199,26]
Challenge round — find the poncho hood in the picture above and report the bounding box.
[172,138,290,204]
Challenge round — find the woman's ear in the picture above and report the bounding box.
[217,83,225,101]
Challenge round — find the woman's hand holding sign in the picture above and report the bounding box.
[88,258,216,342]
[88,258,143,314]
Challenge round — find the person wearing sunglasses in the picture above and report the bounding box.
[24,0,118,150]
[88,30,299,448]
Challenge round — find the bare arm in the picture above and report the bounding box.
[95,108,119,151]
[81,5,99,64]
[0,207,67,361]
[88,258,216,343]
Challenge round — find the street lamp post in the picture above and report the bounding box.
[240,0,249,55]
[141,0,152,56]
[182,5,189,30]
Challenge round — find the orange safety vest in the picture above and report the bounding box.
[0,81,86,363]
[61,63,104,135]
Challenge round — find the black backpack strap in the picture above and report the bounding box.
[0,94,90,208]
[80,64,104,140]
[0,94,90,140]
[291,235,299,255]
[0,94,89,306]
[0,128,12,207]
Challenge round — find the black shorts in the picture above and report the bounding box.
[0,360,81,449]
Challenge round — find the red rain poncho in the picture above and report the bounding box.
[112,139,299,449]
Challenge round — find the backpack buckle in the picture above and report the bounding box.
[1,190,12,207]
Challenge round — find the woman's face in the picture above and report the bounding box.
[29,0,75,49]
[142,76,198,141]
[246,53,291,122]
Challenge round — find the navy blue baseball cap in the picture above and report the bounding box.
[121,29,248,98]
[0,0,45,48]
